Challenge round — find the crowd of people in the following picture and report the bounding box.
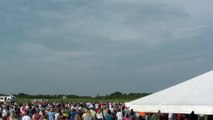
[0,101,212,120]
[0,101,140,120]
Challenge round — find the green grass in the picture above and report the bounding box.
[16,98,134,105]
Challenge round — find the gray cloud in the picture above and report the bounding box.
[0,0,213,96]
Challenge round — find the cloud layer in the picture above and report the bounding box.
[0,0,213,96]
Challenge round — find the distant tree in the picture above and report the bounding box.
[110,91,123,98]
[0,93,7,96]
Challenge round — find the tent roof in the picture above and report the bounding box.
[127,70,213,115]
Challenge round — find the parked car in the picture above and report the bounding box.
[0,95,16,103]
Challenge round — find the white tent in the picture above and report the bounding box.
[127,70,213,115]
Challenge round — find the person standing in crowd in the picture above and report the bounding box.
[129,109,136,120]
[190,111,197,120]
[84,110,94,120]
[168,113,173,120]
[89,106,96,120]
[54,108,61,120]
[47,107,55,120]
[71,109,77,120]
[20,104,26,118]
[152,113,158,120]
[177,113,182,120]
[76,108,82,119]
[8,112,18,120]
[32,110,42,120]
[42,112,48,120]
[116,109,123,120]
[22,113,31,120]
[1,105,8,120]
[81,109,88,120]
[157,110,161,120]
[105,110,113,120]
[96,109,104,120]
[102,107,108,120]
[146,113,152,120]
[124,114,131,120]
[74,114,81,120]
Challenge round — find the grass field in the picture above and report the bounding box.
[16,98,134,104]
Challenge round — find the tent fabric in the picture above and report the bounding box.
[127,70,213,115]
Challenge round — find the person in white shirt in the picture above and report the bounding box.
[96,109,104,120]
[22,114,31,120]
[116,109,123,120]
[2,107,8,120]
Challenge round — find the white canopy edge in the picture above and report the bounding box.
[129,104,213,115]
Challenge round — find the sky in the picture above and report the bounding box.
[0,0,213,96]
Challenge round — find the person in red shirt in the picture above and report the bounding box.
[124,114,132,120]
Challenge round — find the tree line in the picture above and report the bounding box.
[1,92,151,99]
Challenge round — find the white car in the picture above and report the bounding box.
[0,95,16,103]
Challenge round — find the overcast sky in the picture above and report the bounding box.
[0,0,213,96]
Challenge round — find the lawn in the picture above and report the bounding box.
[16,97,133,104]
